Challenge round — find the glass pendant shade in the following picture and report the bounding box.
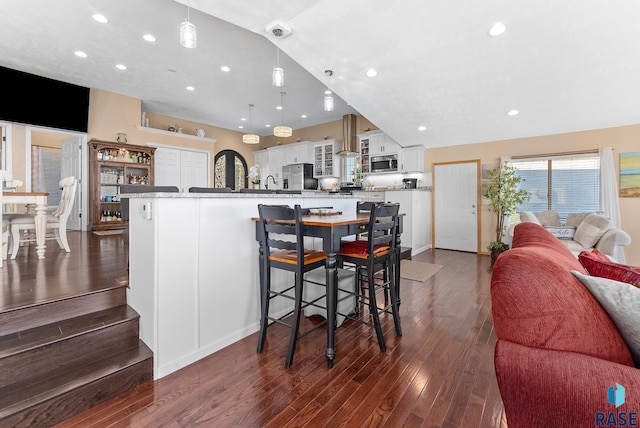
[242,134,260,144]
[324,92,334,112]
[272,66,284,87]
[273,125,292,138]
[180,20,196,48]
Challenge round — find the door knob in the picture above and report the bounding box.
[472,204,476,208]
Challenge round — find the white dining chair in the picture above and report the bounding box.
[1,169,12,266]
[9,176,77,259]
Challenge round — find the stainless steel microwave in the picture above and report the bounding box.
[371,154,398,172]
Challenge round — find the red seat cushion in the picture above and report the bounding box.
[578,249,640,287]
[338,240,389,258]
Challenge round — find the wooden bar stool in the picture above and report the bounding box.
[256,204,328,368]
[336,202,401,351]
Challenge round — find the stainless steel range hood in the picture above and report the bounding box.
[338,114,358,154]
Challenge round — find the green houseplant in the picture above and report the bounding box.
[484,162,530,264]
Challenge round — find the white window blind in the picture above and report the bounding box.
[510,154,600,223]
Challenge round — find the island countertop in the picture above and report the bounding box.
[121,191,357,199]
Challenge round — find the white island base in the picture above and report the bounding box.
[126,192,358,379]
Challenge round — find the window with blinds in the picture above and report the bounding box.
[509,153,600,223]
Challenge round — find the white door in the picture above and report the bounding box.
[154,147,181,188]
[61,137,81,230]
[155,147,209,191]
[180,151,208,191]
[434,162,478,252]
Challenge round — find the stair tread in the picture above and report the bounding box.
[0,340,152,415]
[0,305,139,359]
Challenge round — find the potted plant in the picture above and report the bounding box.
[248,165,260,189]
[484,162,530,265]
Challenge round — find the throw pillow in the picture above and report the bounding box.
[573,213,611,248]
[543,226,576,240]
[520,211,541,225]
[578,250,640,287]
[571,271,640,366]
[566,211,604,228]
[533,210,562,227]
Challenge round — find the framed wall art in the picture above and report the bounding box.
[620,152,640,197]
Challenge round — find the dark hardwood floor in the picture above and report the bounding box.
[2,231,506,427]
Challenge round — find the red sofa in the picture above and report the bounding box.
[491,222,640,427]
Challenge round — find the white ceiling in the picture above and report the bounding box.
[1,0,640,148]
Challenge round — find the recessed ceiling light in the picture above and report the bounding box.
[366,68,378,78]
[301,114,307,118]
[488,22,507,37]
[324,90,332,95]
[92,14,108,24]
[115,64,127,70]
[276,106,283,110]
[418,126,427,131]
[506,109,519,116]
[220,66,230,72]
[240,117,247,121]
[238,125,244,129]
[74,51,87,58]
[186,86,195,91]
[265,124,271,128]
[143,34,156,43]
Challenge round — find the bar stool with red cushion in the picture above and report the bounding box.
[256,204,328,368]
[336,202,401,352]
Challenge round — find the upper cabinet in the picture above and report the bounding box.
[368,132,399,157]
[400,146,425,172]
[359,131,400,174]
[285,141,312,165]
[313,139,341,178]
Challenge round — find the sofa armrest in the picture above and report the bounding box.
[595,228,632,258]
[495,340,640,428]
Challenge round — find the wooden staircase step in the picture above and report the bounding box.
[0,341,153,428]
[0,286,126,337]
[0,305,142,387]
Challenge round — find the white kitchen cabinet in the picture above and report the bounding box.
[285,141,312,165]
[352,190,385,203]
[358,131,400,174]
[253,149,270,186]
[401,146,425,172]
[369,133,399,157]
[385,189,431,256]
[266,147,286,188]
[313,139,341,178]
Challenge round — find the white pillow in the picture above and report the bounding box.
[573,213,611,248]
[566,211,604,228]
[534,210,562,227]
[520,211,541,225]
[571,271,640,366]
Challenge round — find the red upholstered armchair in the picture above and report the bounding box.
[490,222,640,427]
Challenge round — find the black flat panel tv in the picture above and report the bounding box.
[0,65,90,132]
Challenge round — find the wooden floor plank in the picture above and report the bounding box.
[1,232,505,427]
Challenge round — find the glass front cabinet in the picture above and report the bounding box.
[89,139,155,231]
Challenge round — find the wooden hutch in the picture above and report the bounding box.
[89,139,156,231]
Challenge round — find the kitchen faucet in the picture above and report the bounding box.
[265,175,277,189]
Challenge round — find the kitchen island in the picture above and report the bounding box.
[125,191,358,379]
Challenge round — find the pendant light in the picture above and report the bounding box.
[180,0,196,48]
[272,28,284,87]
[273,92,292,138]
[242,104,260,145]
[324,70,334,112]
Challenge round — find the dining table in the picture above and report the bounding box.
[2,191,49,259]
[254,209,403,368]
